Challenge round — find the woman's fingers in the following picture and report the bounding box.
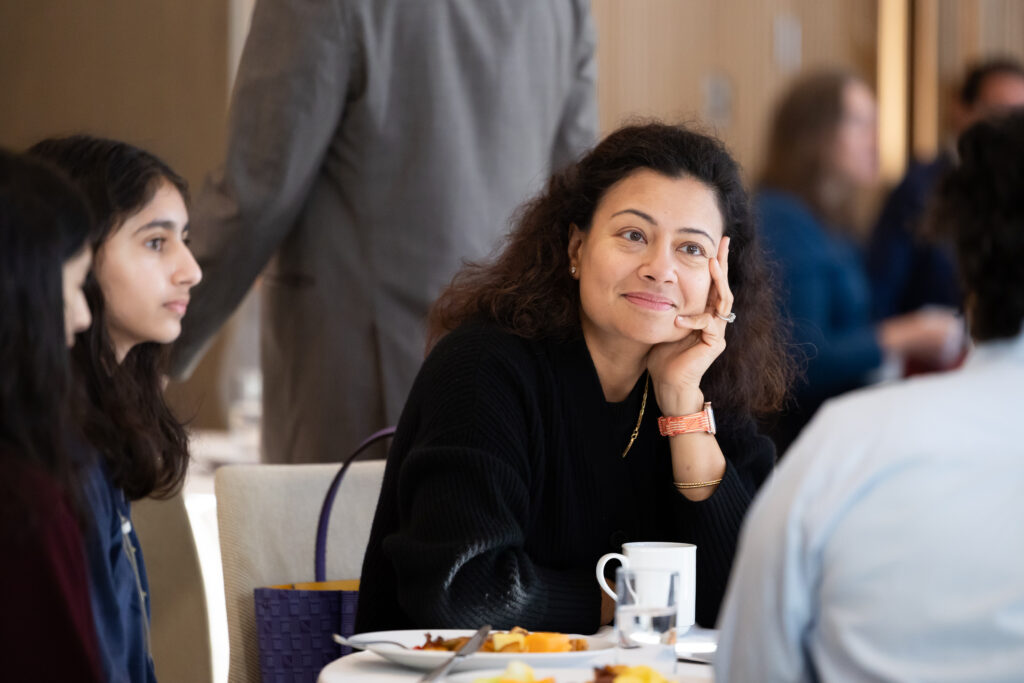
[718,236,731,277]
[710,253,734,318]
[676,312,713,330]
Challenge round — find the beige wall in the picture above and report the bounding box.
[0,0,229,188]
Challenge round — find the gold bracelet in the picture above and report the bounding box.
[673,478,723,490]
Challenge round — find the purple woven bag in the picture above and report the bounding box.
[254,427,395,683]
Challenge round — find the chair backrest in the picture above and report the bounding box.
[214,460,386,683]
[133,491,214,683]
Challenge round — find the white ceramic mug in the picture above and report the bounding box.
[596,541,696,633]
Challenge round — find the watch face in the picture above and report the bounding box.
[705,404,717,435]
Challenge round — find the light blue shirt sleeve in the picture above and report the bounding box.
[714,449,817,682]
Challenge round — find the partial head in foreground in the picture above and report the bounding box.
[929,111,1024,342]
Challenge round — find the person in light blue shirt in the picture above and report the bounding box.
[716,111,1024,682]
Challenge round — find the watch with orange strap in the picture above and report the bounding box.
[658,402,716,437]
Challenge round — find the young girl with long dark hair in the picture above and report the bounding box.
[29,136,202,682]
[0,149,100,681]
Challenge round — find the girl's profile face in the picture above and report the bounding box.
[568,169,724,354]
[62,246,93,347]
[93,179,202,361]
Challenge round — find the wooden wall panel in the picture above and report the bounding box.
[0,0,229,192]
[592,0,878,180]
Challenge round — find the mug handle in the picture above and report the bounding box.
[595,553,629,600]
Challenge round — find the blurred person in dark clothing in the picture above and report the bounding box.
[868,57,1024,320]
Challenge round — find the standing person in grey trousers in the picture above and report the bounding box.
[170,0,598,463]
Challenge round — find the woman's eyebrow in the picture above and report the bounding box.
[132,219,176,235]
[676,226,717,246]
[611,208,657,224]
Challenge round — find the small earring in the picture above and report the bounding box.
[570,265,577,276]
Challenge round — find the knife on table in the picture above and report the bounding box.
[418,624,491,682]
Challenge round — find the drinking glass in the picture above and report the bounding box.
[614,567,679,649]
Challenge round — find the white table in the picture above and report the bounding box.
[318,646,714,682]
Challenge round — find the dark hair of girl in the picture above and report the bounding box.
[759,69,863,229]
[928,111,1024,342]
[429,122,792,415]
[0,149,94,512]
[27,135,191,501]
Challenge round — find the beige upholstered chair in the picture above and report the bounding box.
[134,492,215,683]
[214,460,386,683]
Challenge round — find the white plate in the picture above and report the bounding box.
[347,629,614,672]
[674,625,717,662]
[446,664,690,682]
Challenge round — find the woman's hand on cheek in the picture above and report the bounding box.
[647,237,733,415]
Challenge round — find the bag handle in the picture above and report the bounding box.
[314,426,396,582]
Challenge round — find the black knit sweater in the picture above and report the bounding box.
[355,321,774,634]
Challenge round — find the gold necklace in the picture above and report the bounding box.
[621,373,649,458]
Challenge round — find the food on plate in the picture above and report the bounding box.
[592,664,670,683]
[416,626,588,653]
[473,662,671,683]
[473,660,555,683]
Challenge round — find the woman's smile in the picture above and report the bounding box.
[622,291,676,311]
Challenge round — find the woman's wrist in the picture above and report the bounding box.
[655,384,705,416]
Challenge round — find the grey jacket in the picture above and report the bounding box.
[171,0,598,463]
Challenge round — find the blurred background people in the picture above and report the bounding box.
[30,136,202,683]
[717,110,1024,683]
[755,69,962,453]
[868,57,1024,321]
[0,150,102,681]
[168,0,599,463]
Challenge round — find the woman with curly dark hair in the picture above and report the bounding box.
[28,136,202,683]
[357,122,791,633]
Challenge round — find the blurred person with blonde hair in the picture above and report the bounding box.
[755,69,961,452]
